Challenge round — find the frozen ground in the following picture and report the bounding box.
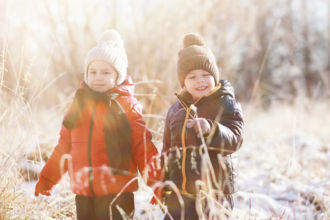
[19,102,330,219]
[21,180,165,219]
[231,103,330,220]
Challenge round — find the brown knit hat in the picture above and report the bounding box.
[177,33,219,88]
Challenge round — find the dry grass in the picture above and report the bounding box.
[0,72,329,219]
[1,0,330,219]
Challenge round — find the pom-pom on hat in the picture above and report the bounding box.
[177,33,219,88]
[84,30,128,85]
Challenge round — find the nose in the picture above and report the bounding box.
[95,73,103,81]
[197,75,204,83]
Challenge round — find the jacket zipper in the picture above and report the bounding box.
[180,83,222,194]
[88,101,98,196]
[181,107,191,193]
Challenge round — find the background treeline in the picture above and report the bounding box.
[1,0,330,115]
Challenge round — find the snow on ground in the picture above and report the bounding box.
[19,102,330,219]
[232,103,330,219]
[22,179,165,220]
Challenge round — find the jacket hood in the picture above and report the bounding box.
[179,79,235,105]
[218,79,235,99]
[80,75,134,97]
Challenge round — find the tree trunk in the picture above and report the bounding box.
[302,0,313,98]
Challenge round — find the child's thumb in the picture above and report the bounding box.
[35,182,41,197]
[186,119,196,128]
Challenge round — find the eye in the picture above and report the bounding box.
[89,71,96,74]
[104,72,111,74]
[188,76,195,79]
[203,74,211,77]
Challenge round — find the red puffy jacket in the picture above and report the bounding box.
[38,75,160,196]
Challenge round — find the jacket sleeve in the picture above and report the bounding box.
[205,99,244,156]
[128,101,161,184]
[161,108,172,181]
[39,121,72,187]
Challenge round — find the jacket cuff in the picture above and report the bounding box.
[203,119,217,139]
[39,176,56,189]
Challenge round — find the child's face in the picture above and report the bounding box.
[184,69,215,100]
[87,60,118,93]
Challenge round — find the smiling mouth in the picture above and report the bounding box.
[196,86,207,91]
[94,84,105,86]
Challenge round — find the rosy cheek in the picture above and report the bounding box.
[87,77,93,87]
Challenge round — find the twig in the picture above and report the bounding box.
[143,114,166,119]
[249,19,281,106]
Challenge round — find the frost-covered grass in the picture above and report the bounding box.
[233,101,330,220]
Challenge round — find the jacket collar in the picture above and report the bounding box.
[176,79,235,106]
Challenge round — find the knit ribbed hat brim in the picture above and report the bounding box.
[177,55,219,88]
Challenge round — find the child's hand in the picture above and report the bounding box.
[34,178,54,197]
[186,118,211,138]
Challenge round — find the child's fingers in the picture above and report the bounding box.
[193,119,211,137]
[187,118,210,136]
[201,123,208,134]
[41,190,51,196]
[35,190,51,197]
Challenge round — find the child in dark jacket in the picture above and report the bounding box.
[160,33,244,219]
[35,30,160,220]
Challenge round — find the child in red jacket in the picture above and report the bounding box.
[35,30,160,220]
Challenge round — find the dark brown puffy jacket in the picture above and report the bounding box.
[162,79,244,195]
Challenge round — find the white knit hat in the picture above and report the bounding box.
[84,30,128,85]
